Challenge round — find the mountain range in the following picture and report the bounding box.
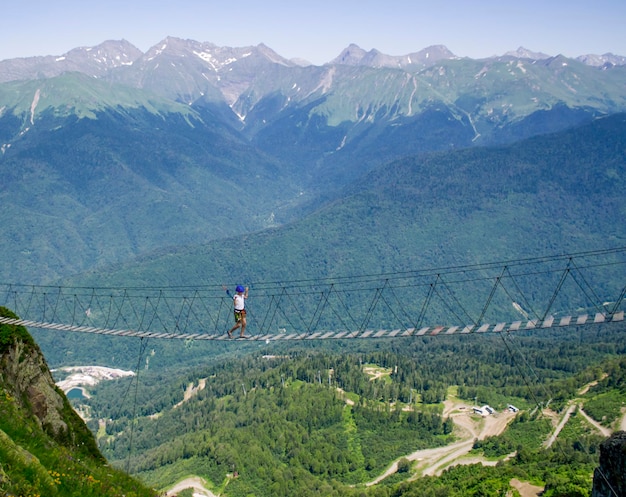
[1,38,626,497]
[1,37,626,286]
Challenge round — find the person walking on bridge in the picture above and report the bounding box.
[227,285,249,338]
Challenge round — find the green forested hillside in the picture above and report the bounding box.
[20,113,624,369]
[70,323,626,496]
[0,74,300,284]
[58,113,626,292]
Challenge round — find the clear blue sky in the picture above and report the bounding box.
[2,0,625,64]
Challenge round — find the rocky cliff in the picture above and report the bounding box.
[0,306,156,496]
[0,306,100,454]
[592,431,626,497]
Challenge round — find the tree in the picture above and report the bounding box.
[397,457,411,473]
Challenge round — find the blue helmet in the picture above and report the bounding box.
[236,285,245,293]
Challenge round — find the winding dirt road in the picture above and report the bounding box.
[366,401,515,485]
[364,379,626,492]
[165,476,218,497]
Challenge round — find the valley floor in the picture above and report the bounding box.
[364,385,626,492]
[365,398,516,485]
[61,368,625,496]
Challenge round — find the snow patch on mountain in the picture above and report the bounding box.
[30,89,40,125]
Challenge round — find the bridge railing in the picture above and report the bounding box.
[1,248,625,339]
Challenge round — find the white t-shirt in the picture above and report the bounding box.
[234,294,245,311]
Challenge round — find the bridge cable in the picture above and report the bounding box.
[280,289,322,334]
[140,296,152,332]
[502,266,541,321]
[378,291,410,330]
[125,290,146,333]
[157,290,181,334]
[258,292,297,336]
[66,292,77,325]
[125,337,150,474]
[609,283,626,317]
[73,292,87,326]
[259,292,281,335]
[497,316,620,488]
[81,289,97,327]
[432,285,468,327]
[284,286,313,331]
[596,466,620,497]
[49,288,62,323]
[206,290,230,335]
[313,284,358,334]
[474,266,507,328]
[567,259,606,314]
[183,292,202,333]
[440,277,475,325]
[22,286,34,318]
[541,259,572,322]
[489,266,593,465]
[384,284,413,329]
[414,275,439,330]
[495,331,568,461]
[328,285,361,331]
[110,289,129,330]
[307,288,331,334]
[360,281,388,332]
[103,293,115,329]
[143,295,161,329]
[179,294,197,334]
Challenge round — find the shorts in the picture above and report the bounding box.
[234,309,246,322]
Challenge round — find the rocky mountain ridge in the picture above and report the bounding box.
[3,36,625,146]
[0,39,142,81]
[2,37,624,131]
[2,37,626,286]
[1,38,624,82]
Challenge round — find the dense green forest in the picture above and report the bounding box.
[66,322,626,496]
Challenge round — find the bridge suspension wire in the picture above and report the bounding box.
[0,247,625,341]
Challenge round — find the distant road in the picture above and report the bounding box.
[578,407,612,437]
[165,476,218,497]
[544,402,577,448]
[365,400,515,485]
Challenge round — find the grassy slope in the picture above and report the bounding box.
[0,308,157,497]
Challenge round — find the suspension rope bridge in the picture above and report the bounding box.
[1,247,625,341]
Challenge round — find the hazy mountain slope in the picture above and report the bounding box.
[0,71,194,120]
[60,113,626,294]
[0,39,142,83]
[101,38,626,182]
[2,40,626,287]
[0,74,300,283]
[246,57,626,194]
